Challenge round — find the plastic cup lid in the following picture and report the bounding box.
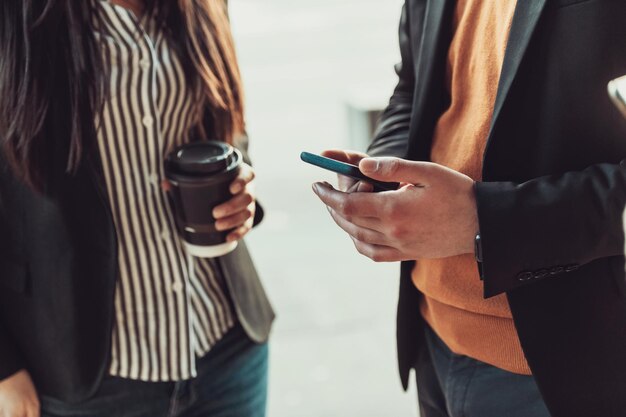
[166,141,236,176]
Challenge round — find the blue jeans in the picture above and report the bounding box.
[41,325,268,417]
[416,326,552,417]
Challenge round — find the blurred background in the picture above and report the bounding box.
[229,1,418,416]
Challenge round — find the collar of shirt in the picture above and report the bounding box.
[93,0,162,44]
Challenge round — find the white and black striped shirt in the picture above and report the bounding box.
[92,0,235,381]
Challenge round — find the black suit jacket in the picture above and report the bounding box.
[369,1,626,416]
[0,108,274,402]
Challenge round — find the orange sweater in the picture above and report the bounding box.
[413,0,531,375]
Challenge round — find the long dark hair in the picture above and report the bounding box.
[0,0,245,190]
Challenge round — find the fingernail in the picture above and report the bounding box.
[357,182,374,192]
[312,183,321,194]
[231,182,243,194]
[360,159,379,173]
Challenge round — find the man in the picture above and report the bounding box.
[312,1,626,416]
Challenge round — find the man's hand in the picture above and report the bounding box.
[0,370,40,417]
[321,150,372,192]
[213,163,257,242]
[312,157,478,262]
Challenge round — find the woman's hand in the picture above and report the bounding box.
[212,163,257,242]
[0,370,40,417]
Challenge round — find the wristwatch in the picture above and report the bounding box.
[474,233,483,263]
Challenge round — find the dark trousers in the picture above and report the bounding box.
[416,325,552,417]
[41,325,269,417]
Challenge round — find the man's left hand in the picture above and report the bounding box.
[312,157,479,262]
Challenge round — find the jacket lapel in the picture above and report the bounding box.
[413,0,452,91]
[406,0,456,159]
[485,0,548,151]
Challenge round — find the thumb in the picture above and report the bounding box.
[359,157,430,185]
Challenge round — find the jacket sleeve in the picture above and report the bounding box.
[368,4,415,159]
[0,158,25,381]
[0,322,24,381]
[476,160,626,298]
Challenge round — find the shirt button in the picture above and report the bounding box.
[142,115,154,127]
[140,59,151,70]
[171,281,183,293]
[149,173,159,185]
[161,230,171,241]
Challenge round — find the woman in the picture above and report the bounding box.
[0,0,274,416]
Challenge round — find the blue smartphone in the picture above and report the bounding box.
[300,152,399,192]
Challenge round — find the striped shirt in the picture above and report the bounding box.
[92,0,235,381]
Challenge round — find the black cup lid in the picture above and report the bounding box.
[166,141,236,176]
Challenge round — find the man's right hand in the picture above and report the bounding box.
[0,370,40,417]
[321,150,374,192]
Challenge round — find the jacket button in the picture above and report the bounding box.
[565,264,580,272]
[517,271,534,281]
[550,266,564,275]
[534,269,549,279]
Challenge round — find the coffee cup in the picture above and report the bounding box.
[164,141,242,258]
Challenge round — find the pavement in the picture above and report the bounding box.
[230,1,418,416]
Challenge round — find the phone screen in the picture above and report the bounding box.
[300,152,399,192]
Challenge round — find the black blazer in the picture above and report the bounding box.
[370,1,626,416]
[0,101,274,401]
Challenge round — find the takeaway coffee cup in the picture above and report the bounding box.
[165,141,242,258]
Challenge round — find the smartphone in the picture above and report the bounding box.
[608,75,626,118]
[300,152,399,192]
